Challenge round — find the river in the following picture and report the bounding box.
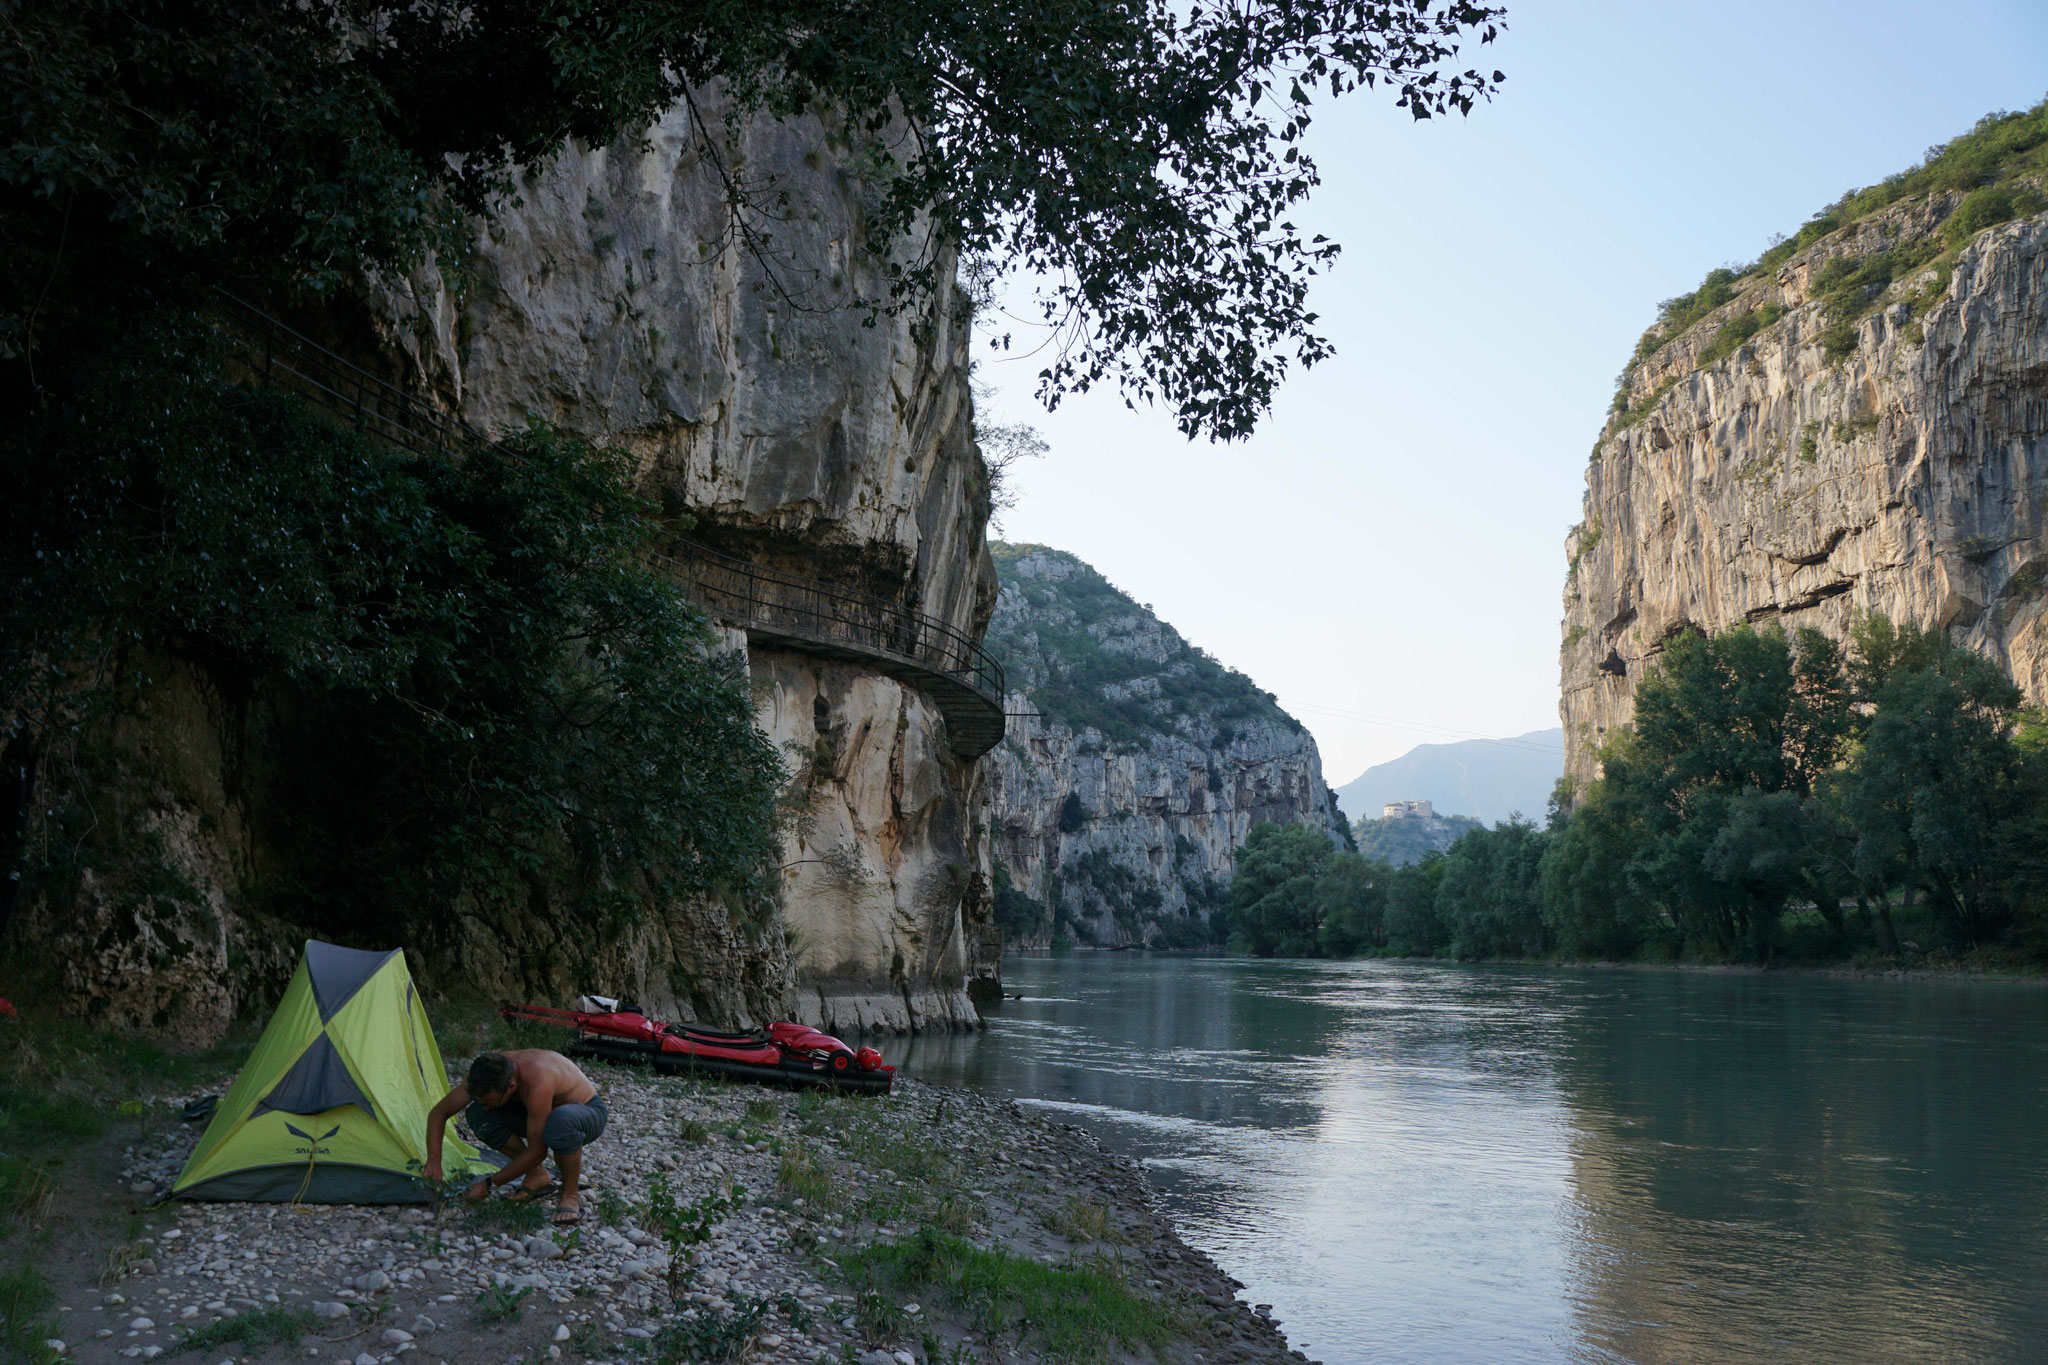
[893,954,2048,1364]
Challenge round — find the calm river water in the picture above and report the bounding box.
[893,954,2048,1364]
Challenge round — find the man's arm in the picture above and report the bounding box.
[423,1082,469,1183]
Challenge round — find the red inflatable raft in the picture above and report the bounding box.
[498,1003,894,1093]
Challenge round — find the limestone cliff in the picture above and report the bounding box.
[984,545,1348,948]
[2,99,997,1040]
[366,93,996,642]
[1563,133,2048,790]
[361,97,999,1032]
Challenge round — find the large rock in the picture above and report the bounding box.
[367,93,996,641]
[985,545,1347,947]
[0,654,294,1044]
[1562,198,2048,789]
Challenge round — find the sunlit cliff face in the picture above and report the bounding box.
[1562,205,2048,789]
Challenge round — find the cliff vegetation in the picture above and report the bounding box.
[1612,101,2048,405]
[1564,98,2048,788]
[986,545,1302,751]
[0,317,787,1030]
[984,545,1346,950]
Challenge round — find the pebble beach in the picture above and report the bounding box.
[33,1065,1310,1365]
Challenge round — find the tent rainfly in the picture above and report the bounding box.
[174,940,497,1202]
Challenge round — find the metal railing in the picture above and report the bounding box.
[211,292,1006,750]
[213,290,491,464]
[649,540,1005,705]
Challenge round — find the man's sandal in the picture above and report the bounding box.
[505,1181,560,1206]
[551,1204,583,1227]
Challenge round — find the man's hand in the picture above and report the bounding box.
[422,1158,443,1184]
[463,1178,492,1203]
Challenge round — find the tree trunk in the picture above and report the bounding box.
[1813,890,1845,940]
[1877,887,1906,954]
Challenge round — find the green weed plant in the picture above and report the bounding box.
[843,1229,1176,1363]
[168,1306,315,1356]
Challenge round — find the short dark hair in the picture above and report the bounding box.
[467,1052,516,1096]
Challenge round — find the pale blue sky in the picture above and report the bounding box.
[978,0,2048,785]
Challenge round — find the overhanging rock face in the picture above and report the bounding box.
[654,540,1005,760]
[1562,204,2048,790]
[365,95,1003,1029]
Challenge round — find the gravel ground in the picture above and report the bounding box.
[35,1064,1311,1365]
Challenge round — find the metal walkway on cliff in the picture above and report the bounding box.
[645,541,1006,757]
[214,293,1007,759]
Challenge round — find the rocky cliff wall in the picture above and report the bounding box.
[1562,192,2048,789]
[357,96,999,1031]
[752,652,993,1032]
[984,546,1348,948]
[366,94,997,641]
[2,640,796,1045]
[2,98,997,1040]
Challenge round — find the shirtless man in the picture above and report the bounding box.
[424,1049,607,1225]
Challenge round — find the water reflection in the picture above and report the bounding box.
[897,955,2048,1364]
[1549,972,2048,1362]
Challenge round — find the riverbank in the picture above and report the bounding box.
[2,1029,1306,1365]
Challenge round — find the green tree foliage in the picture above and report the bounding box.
[1381,854,1448,956]
[1435,818,1546,959]
[1538,794,1644,958]
[991,863,1050,943]
[1237,617,2048,967]
[1057,793,1092,834]
[1833,626,2041,946]
[4,0,1504,438]
[1227,822,1338,957]
[0,318,784,947]
[1313,854,1387,957]
[1601,625,1854,955]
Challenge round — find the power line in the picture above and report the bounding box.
[1278,700,1564,756]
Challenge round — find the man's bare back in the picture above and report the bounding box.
[496,1049,598,1108]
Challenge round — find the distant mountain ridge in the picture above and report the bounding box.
[1334,729,1563,826]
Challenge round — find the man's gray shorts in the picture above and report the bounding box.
[465,1092,609,1154]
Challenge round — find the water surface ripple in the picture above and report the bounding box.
[895,955,2048,1363]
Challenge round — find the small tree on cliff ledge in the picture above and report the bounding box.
[3,0,1503,439]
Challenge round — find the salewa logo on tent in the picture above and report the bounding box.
[284,1122,341,1155]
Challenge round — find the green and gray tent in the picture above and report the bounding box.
[174,940,495,1203]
